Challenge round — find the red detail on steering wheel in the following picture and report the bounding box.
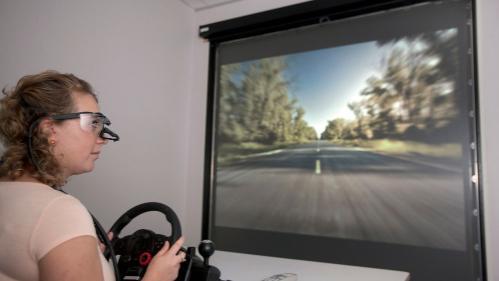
[139,252,152,266]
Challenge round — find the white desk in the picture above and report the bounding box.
[211,251,410,281]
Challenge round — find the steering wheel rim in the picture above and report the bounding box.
[104,202,182,259]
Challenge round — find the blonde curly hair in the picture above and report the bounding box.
[0,70,97,188]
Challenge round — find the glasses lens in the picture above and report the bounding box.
[79,113,106,134]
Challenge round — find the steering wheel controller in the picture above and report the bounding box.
[106,202,225,281]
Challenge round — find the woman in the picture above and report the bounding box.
[0,71,185,281]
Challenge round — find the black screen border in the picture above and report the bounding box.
[200,1,485,280]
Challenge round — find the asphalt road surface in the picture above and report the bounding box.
[215,141,466,250]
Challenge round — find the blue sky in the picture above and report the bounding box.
[284,41,386,134]
[223,40,389,135]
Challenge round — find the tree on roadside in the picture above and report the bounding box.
[218,64,245,143]
[218,56,316,146]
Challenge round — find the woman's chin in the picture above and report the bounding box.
[72,165,95,175]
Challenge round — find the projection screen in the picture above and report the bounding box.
[200,1,483,280]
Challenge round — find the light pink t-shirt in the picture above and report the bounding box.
[0,181,114,281]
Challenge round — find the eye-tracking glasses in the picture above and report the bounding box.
[50,111,120,141]
[27,111,120,173]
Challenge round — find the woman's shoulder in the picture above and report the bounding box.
[0,180,58,192]
[0,181,89,224]
[22,184,96,261]
[0,181,70,205]
[0,181,95,261]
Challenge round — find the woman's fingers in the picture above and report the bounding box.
[177,250,187,262]
[144,237,186,281]
[98,232,114,253]
[99,243,105,253]
[167,236,185,257]
[157,241,170,256]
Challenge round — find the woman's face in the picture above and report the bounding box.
[51,93,108,178]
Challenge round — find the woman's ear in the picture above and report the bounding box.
[38,118,57,140]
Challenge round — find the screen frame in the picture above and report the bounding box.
[199,1,485,280]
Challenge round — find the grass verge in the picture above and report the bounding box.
[335,139,461,159]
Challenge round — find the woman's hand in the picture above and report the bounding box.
[98,232,113,254]
[143,236,186,281]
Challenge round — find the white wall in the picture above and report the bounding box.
[477,0,499,280]
[0,0,197,235]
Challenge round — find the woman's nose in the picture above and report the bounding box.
[97,136,108,144]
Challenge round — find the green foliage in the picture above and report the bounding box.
[322,30,459,144]
[218,57,316,146]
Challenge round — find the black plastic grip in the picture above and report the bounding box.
[105,202,182,259]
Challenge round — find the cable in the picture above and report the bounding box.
[59,190,120,281]
[91,213,121,281]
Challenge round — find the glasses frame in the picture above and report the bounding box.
[50,111,120,141]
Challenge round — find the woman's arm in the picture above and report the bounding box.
[39,235,105,281]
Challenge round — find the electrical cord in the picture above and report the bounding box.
[91,213,120,281]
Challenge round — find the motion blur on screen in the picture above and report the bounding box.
[204,1,482,280]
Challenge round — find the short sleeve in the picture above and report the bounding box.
[30,195,97,260]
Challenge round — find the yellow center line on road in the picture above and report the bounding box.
[315,159,321,174]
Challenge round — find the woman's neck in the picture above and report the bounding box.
[12,173,42,183]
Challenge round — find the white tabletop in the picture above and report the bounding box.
[211,251,410,281]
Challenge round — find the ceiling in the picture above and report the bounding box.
[180,0,244,11]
